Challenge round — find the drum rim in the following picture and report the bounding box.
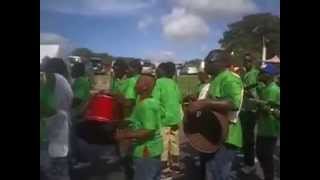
[183,110,229,153]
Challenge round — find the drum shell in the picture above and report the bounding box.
[85,93,122,123]
[183,110,229,153]
[76,121,117,145]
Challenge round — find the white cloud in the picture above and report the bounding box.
[138,16,154,31]
[171,0,258,20]
[40,33,69,44]
[41,0,156,16]
[144,50,179,63]
[161,8,210,42]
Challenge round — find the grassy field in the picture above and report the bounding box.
[176,75,199,97]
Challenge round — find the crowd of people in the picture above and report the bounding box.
[40,49,280,180]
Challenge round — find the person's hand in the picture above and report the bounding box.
[183,95,197,103]
[114,129,130,141]
[187,100,208,113]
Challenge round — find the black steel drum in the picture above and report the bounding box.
[183,109,229,153]
[76,121,117,145]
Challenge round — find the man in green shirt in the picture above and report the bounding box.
[111,59,128,95]
[239,54,261,174]
[115,74,163,180]
[152,62,183,176]
[188,49,244,180]
[122,60,142,118]
[255,63,280,180]
[71,62,92,120]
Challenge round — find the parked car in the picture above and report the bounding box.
[180,66,199,75]
[90,58,106,75]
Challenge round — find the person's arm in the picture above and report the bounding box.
[115,128,154,141]
[188,79,242,113]
[116,102,159,141]
[187,98,234,113]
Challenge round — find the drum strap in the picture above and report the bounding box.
[198,83,211,100]
[229,72,244,123]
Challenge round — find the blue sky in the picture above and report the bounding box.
[40,0,279,62]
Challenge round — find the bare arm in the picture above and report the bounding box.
[115,129,154,141]
[187,99,235,113]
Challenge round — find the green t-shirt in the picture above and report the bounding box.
[111,77,127,95]
[152,77,183,126]
[243,67,259,89]
[129,98,163,158]
[242,68,260,111]
[73,76,91,102]
[208,70,244,148]
[123,75,140,101]
[257,82,280,137]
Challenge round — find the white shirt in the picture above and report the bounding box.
[54,73,73,112]
[198,83,210,100]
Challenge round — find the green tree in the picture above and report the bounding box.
[219,13,280,63]
[95,53,113,65]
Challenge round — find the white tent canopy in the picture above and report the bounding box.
[40,44,63,64]
[264,55,280,64]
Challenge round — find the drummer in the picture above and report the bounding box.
[114,59,142,180]
[115,74,163,180]
[188,50,244,180]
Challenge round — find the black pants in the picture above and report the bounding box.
[256,136,277,180]
[240,111,257,166]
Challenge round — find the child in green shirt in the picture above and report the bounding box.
[115,74,163,180]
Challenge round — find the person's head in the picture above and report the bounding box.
[164,62,176,78]
[259,64,280,84]
[156,62,167,78]
[71,62,86,79]
[229,64,242,75]
[127,60,142,77]
[113,59,128,79]
[243,53,255,71]
[198,71,210,84]
[204,49,233,76]
[135,73,156,97]
[42,57,69,80]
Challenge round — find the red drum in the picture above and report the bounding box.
[85,91,122,123]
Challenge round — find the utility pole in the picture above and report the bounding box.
[261,35,267,68]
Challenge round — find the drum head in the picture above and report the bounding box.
[183,110,228,153]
